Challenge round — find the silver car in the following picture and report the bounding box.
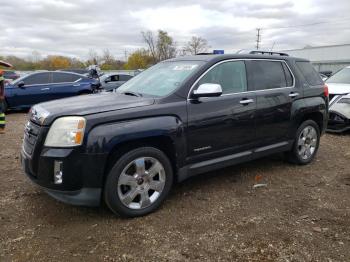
[326,66,350,132]
[99,73,133,91]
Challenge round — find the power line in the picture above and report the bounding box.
[265,17,350,30]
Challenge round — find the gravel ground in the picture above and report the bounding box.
[0,113,350,262]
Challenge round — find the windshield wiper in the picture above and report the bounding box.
[120,91,143,97]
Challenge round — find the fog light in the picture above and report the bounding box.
[54,161,63,184]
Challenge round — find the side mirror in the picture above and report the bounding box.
[17,81,25,88]
[192,83,222,98]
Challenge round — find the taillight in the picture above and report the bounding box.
[324,84,329,97]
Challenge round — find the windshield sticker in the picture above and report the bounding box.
[173,65,198,71]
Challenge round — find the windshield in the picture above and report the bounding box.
[326,68,350,84]
[117,60,204,97]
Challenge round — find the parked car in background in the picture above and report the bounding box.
[3,70,20,81]
[326,66,350,132]
[320,70,332,78]
[4,71,99,111]
[21,52,328,217]
[99,73,133,91]
[320,73,328,81]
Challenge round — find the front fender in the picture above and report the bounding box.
[85,116,186,164]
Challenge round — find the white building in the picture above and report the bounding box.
[282,44,350,73]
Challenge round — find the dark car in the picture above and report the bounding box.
[4,71,99,110]
[21,52,328,217]
[100,73,133,91]
[3,70,20,80]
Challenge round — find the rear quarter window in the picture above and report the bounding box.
[248,60,290,90]
[296,61,323,86]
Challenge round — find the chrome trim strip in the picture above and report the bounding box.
[187,58,296,100]
[254,141,289,153]
[189,150,252,169]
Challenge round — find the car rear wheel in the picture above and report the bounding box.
[104,147,173,217]
[287,120,320,165]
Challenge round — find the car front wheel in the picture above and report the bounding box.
[104,147,173,217]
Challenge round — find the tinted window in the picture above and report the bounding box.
[119,75,132,81]
[52,72,81,83]
[197,61,247,94]
[110,75,120,82]
[296,61,323,86]
[249,61,288,90]
[24,73,50,85]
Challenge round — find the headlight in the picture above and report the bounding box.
[45,117,86,147]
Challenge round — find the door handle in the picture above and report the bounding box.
[289,92,299,98]
[41,88,50,91]
[73,84,80,87]
[239,99,254,105]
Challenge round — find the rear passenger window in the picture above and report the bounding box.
[296,61,323,86]
[120,75,133,81]
[249,61,290,90]
[52,72,81,83]
[197,61,247,94]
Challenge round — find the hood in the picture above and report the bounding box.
[327,83,350,95]
[31,92,155,125]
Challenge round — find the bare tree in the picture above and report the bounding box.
[87,49,100,65]
[183,36,209,55]
[142,31,158,63]
[101,48,114,64]
[142,30,177,62]
[28,50,42,63]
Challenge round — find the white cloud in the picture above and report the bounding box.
[0,0,349,59]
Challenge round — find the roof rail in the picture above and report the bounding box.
[249,50,289,56]
[196,52,215,55]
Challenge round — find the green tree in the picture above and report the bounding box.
[142,30,177,62]
[123,49,153,70]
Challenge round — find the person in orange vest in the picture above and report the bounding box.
[0,70,5,134]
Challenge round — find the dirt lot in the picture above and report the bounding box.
[0,113,350,262]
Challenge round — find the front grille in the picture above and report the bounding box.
[23,120,41,156]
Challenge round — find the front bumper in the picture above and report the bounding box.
[21,147,107,207]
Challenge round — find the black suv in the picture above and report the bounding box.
[21,52,328,217]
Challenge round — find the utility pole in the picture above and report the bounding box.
[124,50,128,62]
[256,28,261,50]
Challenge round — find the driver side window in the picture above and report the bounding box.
[197,61,247,94]
[24,73,51,86]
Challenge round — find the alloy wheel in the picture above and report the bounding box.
[117,157,166,209]
[297,125,318,160]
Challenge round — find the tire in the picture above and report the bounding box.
[104,147,173,217]
[286,120,320,165]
